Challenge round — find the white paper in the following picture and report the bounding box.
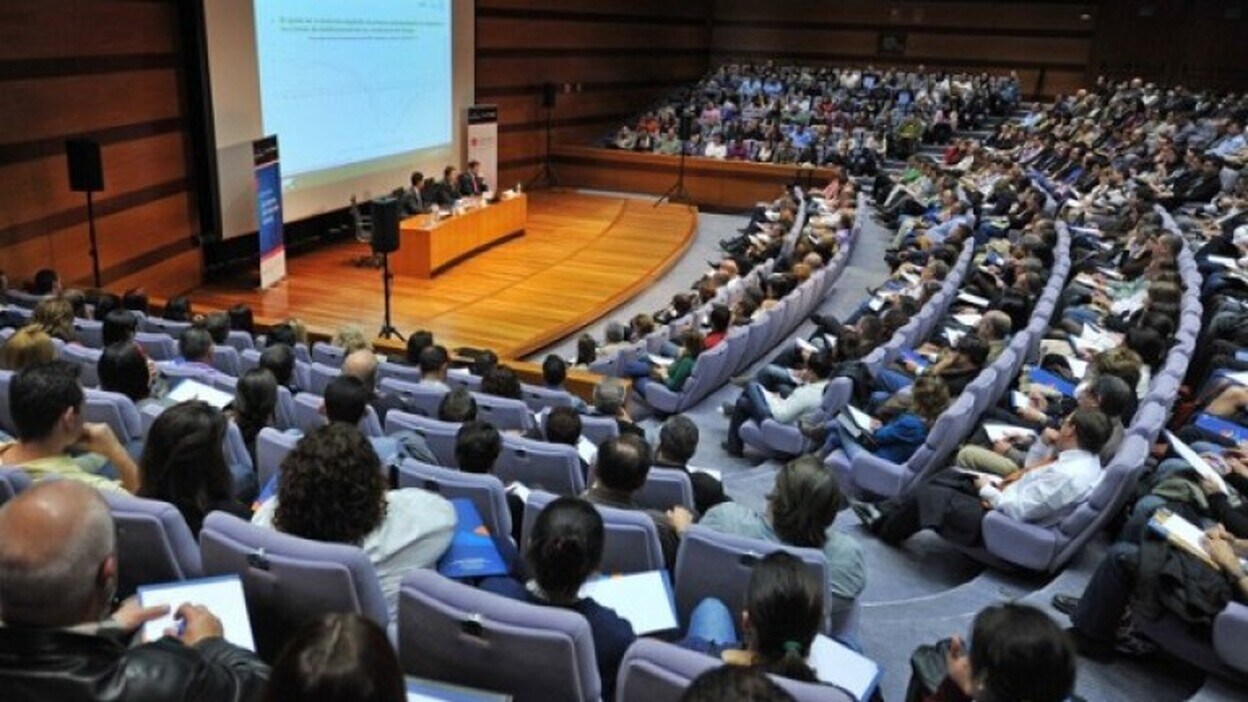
[845,405,876,432]
[138,575,254,651]
[1012,391,1030,409]
[823,334,839,350]
[957,291,990,307]
[649,356,675,368]
[953,313,982,327]
[1151,510,1209,558]
[1208,255,1240,270]
[506,481,531,503]
[579,571,677,634]
[1067,358,1089,379]
[1227,371,1248,387]
[808,634,881,701]
[795,337,818,354]
[165,378,234,410]
[1165,431,1227,494]
[983,423,1038,443]
[945,328,965,347]
[868,297,886,312]
[576,436,598,466]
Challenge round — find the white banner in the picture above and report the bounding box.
[467,104,498,193]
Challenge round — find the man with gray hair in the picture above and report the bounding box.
[590,377,643,438]
[0,481,268,699]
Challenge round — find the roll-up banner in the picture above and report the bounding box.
[467,105,499,193]
[253,135,287,290]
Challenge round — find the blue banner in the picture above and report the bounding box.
[252,135,286,289]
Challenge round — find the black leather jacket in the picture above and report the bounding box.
[0,626,269,702]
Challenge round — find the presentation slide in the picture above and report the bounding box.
[254,0,452,188]
[203,0,472,238]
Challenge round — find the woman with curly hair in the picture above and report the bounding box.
[251,423,456,620]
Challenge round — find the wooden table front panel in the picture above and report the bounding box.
[393,194,528,278]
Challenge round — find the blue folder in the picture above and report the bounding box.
[1194,413,1248,445]
[901,349,931,370]
[437,498,509,579]
[1028,367,1077,398]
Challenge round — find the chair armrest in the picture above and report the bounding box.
[758,419,810,456]
[850,453,907,499]
[1214,602,1248,674]
[980,511,1059,572]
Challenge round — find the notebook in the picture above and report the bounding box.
[900,349,931,372]
[1148,509,1216,568]
[1028,368,1077,398]
[1165,431,1228,494]
[808,634,883,702]
[137,575,254,650]
[956,291,990,307]
[579,571,678,635]
[165,377,234,410]
[983,423,1038,444]
[1194,414,1248,444]
[437,499,509,580]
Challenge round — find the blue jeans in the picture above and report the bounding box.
[821,425,869,463]
[874,368,914,394]
[687,598,738,644]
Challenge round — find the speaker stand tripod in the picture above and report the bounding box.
[85,190,102,288]
[654,145,692,207]
[377,251,404,341]
[526,106,559,190]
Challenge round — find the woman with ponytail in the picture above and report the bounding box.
[681,552,824,684]
[481,496,635,699]
[696,456,866,639]
[137,400,251,535]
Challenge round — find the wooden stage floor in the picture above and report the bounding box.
[189,192,697,359]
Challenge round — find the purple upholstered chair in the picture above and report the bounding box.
[60,343,102,387]
[102,491,203,598]
[293,392,383,437]
[0,468,33,505]
[199,511,388,660]
[398,568,601,702]
[520,383,576,413]
[225,330,255,352]
[211,345,243,377]
[521,490,664,574]
[377,359,422,384]
[632,467,695,513]
[73,318,104,348]
[978,435,1151,573]
[1132,603,1248,683]
[379,377,448,417]
[616,638,855,702]
[142,317,191,337]
[82,388,143,451]
[573,413,620,446]
[311,341,347,366]
[496,435,584,496]
[384,411,461,466]
[307,362,340,395]
[472,393,536,433]
[395,459,513,543]
[134,331,177,361]
[643,343,731,415]
[256,427,299,489]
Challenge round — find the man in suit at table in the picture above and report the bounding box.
[400,171,429,216]
[432,165,461,207]
[457,160,488,197]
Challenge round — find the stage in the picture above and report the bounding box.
[187,191,697,359]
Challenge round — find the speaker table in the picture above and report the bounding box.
[392,194,527,279]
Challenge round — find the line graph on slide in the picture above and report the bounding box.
[254,0,452,179]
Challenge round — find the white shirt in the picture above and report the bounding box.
[253,488,457,621]
[979,448,1101,523]
[704,141,728,159]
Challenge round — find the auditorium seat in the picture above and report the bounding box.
[495,435,583,496]
[200,511,389,661]
[394,459,513,544]
[522,490,664,575]
[102,490,203,599]
[384,411,459,466]
[398,568,601,702]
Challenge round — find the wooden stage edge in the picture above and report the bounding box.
[173,191,698,366]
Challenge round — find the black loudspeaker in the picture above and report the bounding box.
[541,82,557,109]
[370,197,401,254]
[66,138,104,192]
[678,111,694,141]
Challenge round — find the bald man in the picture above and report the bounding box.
[0,482,268,700]
[341,349,411,422]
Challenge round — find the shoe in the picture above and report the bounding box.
[720,401,735,416]
[850,500,882,530]
[1065,627,1115,663]
[720,440,744,457]
[1051,594,1081,618]
[1113,628,1157,658]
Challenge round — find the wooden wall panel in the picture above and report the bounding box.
[0,0,201,297]
[476,0,713,176]
[0,1,179,60]
[708,0,1097,98]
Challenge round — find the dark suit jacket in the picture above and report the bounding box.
[399,186,428,216]
[432,179,460,207]
[457,172,486,197]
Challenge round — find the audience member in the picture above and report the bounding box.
[0,325,56,371]
[101,309,139,346]
[137,401,250,534]
[31,296,75,342]
[98,341,156,406]
[654,414,728,514]
[0,481,269,699]
[680,665,796,702]
[253,423,455,620]
[437,386,477,422]
[263,613,403,702]
[0,361,138,492]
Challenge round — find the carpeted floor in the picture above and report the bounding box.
[528,189,1240,702]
